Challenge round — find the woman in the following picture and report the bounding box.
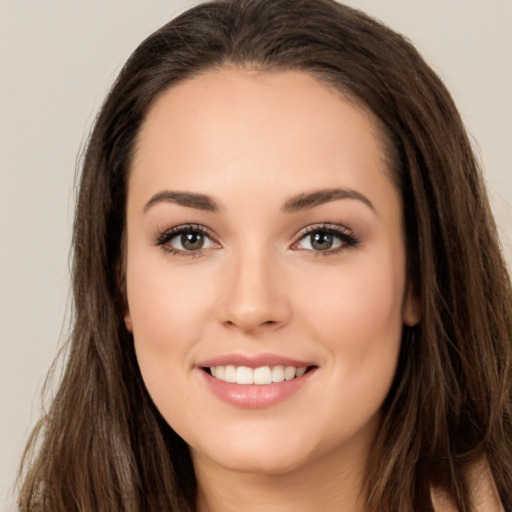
[18,0,512,510]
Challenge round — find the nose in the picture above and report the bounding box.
[216,249,291,334]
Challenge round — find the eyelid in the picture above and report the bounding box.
[154,222,358,257]
[155,223,221,255]
[290,223,359,253]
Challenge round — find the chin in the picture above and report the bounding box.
[187,417,355,479]
[194,442,315,477]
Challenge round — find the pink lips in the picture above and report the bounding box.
[199,353,314,369]
[197,353,317,409]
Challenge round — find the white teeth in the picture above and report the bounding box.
[271,365,285,383]
[225,365,236,383]
[254,366,272,385]
[296,367,306,377]
[209,365,309,385]
[236,366,253,384]
[284,366,296,381]
[215,365,225,380]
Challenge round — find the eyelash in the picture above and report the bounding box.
[292,223,360,256]
[155,223,359,257]
[155,224,218,257]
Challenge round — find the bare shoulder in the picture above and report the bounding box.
[431,457,505,512]
[466,457,506,512]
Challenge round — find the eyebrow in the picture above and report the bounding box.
[282,188,376,214]
[144,190,220,213]
[143,187,375,215]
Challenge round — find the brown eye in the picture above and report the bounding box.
[158,225,219,255]
[292,225,359,254]
[296,229,343,252]
[310,231,335,251]
[180,231,205,251]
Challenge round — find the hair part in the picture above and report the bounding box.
[19,1,512,511]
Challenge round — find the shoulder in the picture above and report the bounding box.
[431,457,505,512]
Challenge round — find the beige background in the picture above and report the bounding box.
[1,1,511,509]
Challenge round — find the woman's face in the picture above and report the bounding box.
[124,68,420,477]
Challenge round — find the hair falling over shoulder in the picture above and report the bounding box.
[17,1,512,511]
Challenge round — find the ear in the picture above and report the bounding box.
[403,283,421,327]
[124,310,133,333]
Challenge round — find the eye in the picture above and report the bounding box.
[292,224,359,254]
[156,225,219,255]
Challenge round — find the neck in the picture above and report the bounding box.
[194,443,369,512]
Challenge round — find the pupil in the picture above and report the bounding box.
[181,232,204,250]
[311,232,333,251]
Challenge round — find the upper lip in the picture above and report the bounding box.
[198,353,316,369]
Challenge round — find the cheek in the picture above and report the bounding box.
[125,263,205,420]
[125,252,222,413]
[298,249,406,381]
[292,254,405,438]
[126,255,214,350]
[306,256,403,333]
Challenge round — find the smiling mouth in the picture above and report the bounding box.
[204,365,316,385]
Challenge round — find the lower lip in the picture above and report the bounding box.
[200,369,315,409]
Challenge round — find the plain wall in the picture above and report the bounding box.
[1,1,511,509]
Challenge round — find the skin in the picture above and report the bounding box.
[431,457,505,512]
[124,68,421,512]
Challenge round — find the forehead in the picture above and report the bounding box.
[130,67,397,212]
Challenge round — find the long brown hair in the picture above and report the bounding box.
[18,1,512,510]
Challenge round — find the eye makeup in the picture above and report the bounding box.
[291,222,360,256]
[155,223,220,257]
[153,220,360,258]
